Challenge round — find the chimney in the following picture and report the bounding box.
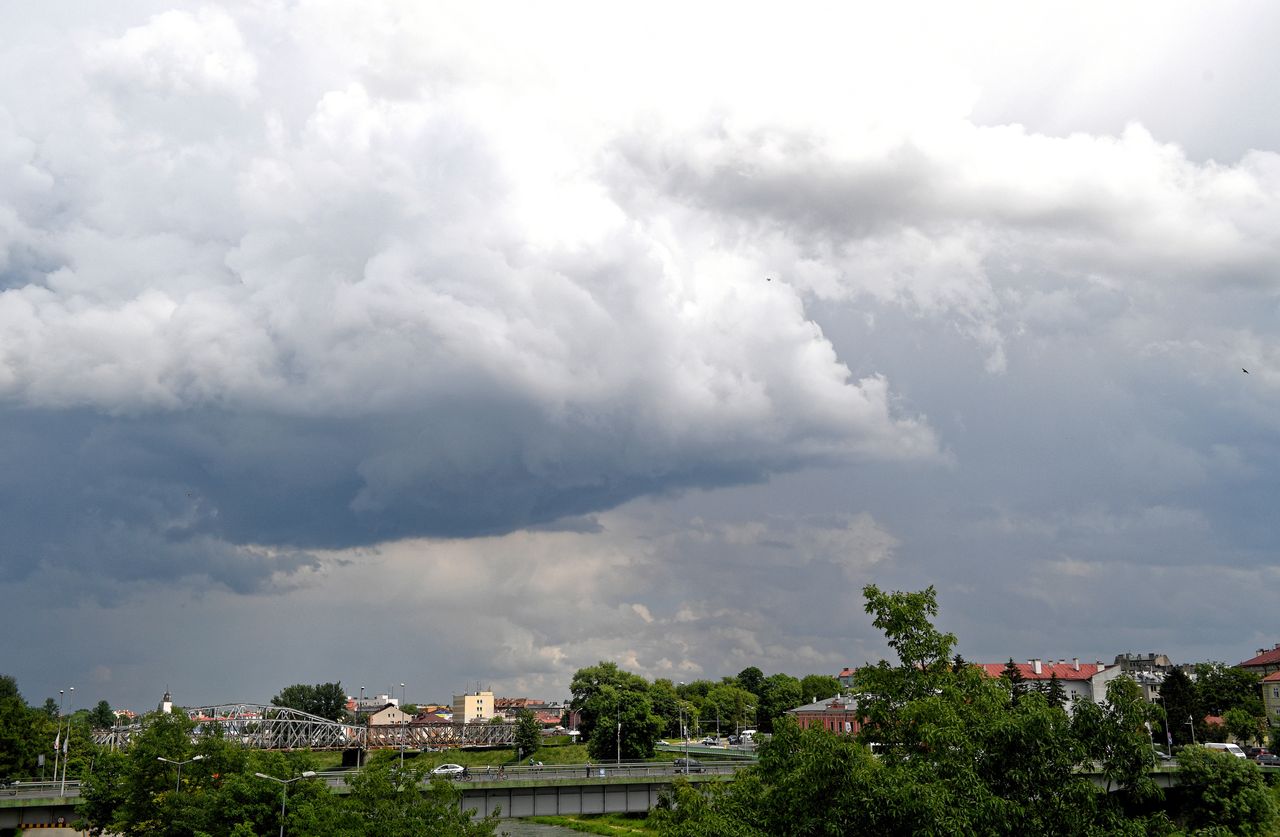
[1058,659,1065,668]
[1073,658,1080,671]
[1030,659,1042,675]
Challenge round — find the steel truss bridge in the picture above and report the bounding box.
[93,703,516,752]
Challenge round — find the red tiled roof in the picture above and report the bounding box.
[978,662,1103,681]
[1239,645,1280,668]
[1262,671,1280,683]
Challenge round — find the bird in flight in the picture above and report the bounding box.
[1243,368,1250,374]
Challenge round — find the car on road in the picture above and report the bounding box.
[1255,753,1280,768]
[673,758,704,773]
[430,763,466,776]
[699,737,719,746]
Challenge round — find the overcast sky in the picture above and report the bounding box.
[4,1,1280,712]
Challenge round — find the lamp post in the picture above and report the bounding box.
[1187,715,1197,746]
[616,713,621,768]
[678,682,688,774]
[157,755,205,793]
[254,771,318,837]
[59,686,75,797]
[53,689,65,790]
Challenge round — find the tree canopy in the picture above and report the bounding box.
[270,682,348,721]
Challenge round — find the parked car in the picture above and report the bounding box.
[673,758,704,773]
[431,763,466,776]
[1245,747,1271,759]
[1255,753,1280,768]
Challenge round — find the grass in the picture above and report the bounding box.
[521,813,658,835]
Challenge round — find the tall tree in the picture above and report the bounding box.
[735,667,764,698]
[569,662,664,761]
[0,674,55,779]
[1193,663,1263,717]
[1071,676,1160,802]
[88,700,117,730]
[797,674,841,704]
[756,674,802,733]
[270,682,347,721]
[514,708,541,759]
[702,684,755,737]
[649,679,682,737]
[1158,667,1199,747]
[1001,658,1028,706]
[1045,673,1068,710]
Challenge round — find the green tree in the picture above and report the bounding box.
[270,682,348,721]
[88,700,117,730]
[797,674,841,704]
[0,674,55,779]
[649,679,682,737]
[1158,666,1198,747]
[328,763,499,836]
[1001,658,1028,706]
[514,708,541,759]
[735,667,764,698]
[702,684,755,737]
[1222,707,1266,746]
[755,674,802,733]
[1173,745,1277,834]
[1045,672,1068,710]
[1194,663,1263,717]
[569,662,664,761]
[1071,676,1160,805]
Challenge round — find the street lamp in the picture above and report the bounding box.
[254,770,318,837]
[53,689,66,789]
[157,755,205,793]
[678,682,688,775]
[60,686,75,797]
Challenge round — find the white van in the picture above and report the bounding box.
[1204,742,1247,758]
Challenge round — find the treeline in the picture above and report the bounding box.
[77,712,497,836]
[649,586,1280,836]
[0,676,111,781]
[565,661,842,762]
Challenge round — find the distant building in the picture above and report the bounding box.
[788,694,862,735]
[452,690,495,724]
[351,694,399,714]
[978,659,1116,708]
[837,668,856,688]
[367,705,410,726]
[1112,652,1174,674]
[1262,671,1280,726]
[1239,644,1280,678]
[158,690,173,714]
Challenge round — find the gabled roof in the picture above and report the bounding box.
[1239,644,1280,668]
[978,662,1103,681]
[1261,670,1280,683]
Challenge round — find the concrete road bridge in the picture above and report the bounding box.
[92,703,516,751]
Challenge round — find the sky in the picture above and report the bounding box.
[3,1,1280,713]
